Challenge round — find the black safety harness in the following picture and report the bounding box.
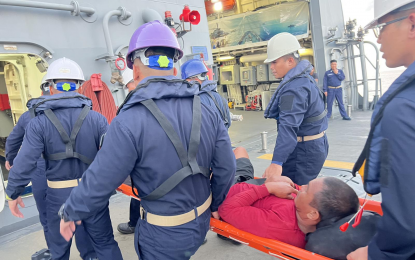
[130,95,211,200]
[31,96,94,165]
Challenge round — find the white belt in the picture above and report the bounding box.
[297,132,325,142]
[47,178,81,189]
[140,193,212,227]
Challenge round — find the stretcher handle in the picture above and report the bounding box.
[228,236,249,245]
[269,251,297,260]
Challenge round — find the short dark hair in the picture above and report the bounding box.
[330,60,337,64]
[283,52,300,64]
[145,47,176,59]
[311,177,359,223]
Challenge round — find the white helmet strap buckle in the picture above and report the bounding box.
[132,48,150,66]
[190,72,207,81]
[132,48,180,64]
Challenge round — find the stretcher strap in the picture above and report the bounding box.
[137,96,209,201]
[43,106,93,165]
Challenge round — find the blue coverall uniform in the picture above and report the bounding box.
[264,60,329,185]
[355,61,415,259]
[128,79,232,229]
[5,98,50,246]
[63,76,236,260]
[6,92,122,260]
[199,80,231,129]
[323,69,347,118]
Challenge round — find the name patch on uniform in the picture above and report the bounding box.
[279,95,294,111]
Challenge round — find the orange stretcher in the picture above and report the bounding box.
[116,183,383,260]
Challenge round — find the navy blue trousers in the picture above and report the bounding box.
[282,135,329,185]
[134,209,210,260]
[327,88,348,118]
[46,187,122,260]
[31,167,50,248]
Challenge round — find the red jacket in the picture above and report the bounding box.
[218,182,306,248]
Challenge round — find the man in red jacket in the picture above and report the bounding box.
[219,147,359,248]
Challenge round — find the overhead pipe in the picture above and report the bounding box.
[0,0,95,16]
[240,53,267,63]
[142,8,162,23]
[100,7,132,85]
[298,48,314,57]
[102,7,132,57]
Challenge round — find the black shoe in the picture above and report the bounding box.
[117,223,135,234]
[217,234,242,245]
[343,117,351,120]
[32,248,51,260]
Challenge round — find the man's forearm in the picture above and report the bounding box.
[272,128,297,163]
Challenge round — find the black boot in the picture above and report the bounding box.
[117,222,135,234]
[217,234,242,245]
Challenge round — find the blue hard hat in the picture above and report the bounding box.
[181,59,208,79]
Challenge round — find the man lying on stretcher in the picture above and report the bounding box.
[218,147,360,248]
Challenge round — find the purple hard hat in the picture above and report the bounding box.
[126,21,184,69]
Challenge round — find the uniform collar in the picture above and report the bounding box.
[117,76,200,114]
[281,60,312,85]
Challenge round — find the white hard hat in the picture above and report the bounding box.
[122,68,134,86]
[365,0,415,29]
[264,32,301,63]
[45,57,85,83]
[40,74,50,91]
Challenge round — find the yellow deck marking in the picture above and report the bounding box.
[257,154,273,160]
[257,154,354,170]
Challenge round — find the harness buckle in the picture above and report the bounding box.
[140,206,146,220]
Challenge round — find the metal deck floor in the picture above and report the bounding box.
[0,110,376,260]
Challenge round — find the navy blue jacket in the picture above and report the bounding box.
[5,98,45,167]
[365,61,415,260]
[323,69,345,92]
[199,80,231,129]
[264,60,328,164]
[6,92,108,200]
[64,76,235,221]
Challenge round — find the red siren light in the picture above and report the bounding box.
[179,5,200,25]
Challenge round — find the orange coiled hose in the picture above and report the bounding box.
[80,74,116,124]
